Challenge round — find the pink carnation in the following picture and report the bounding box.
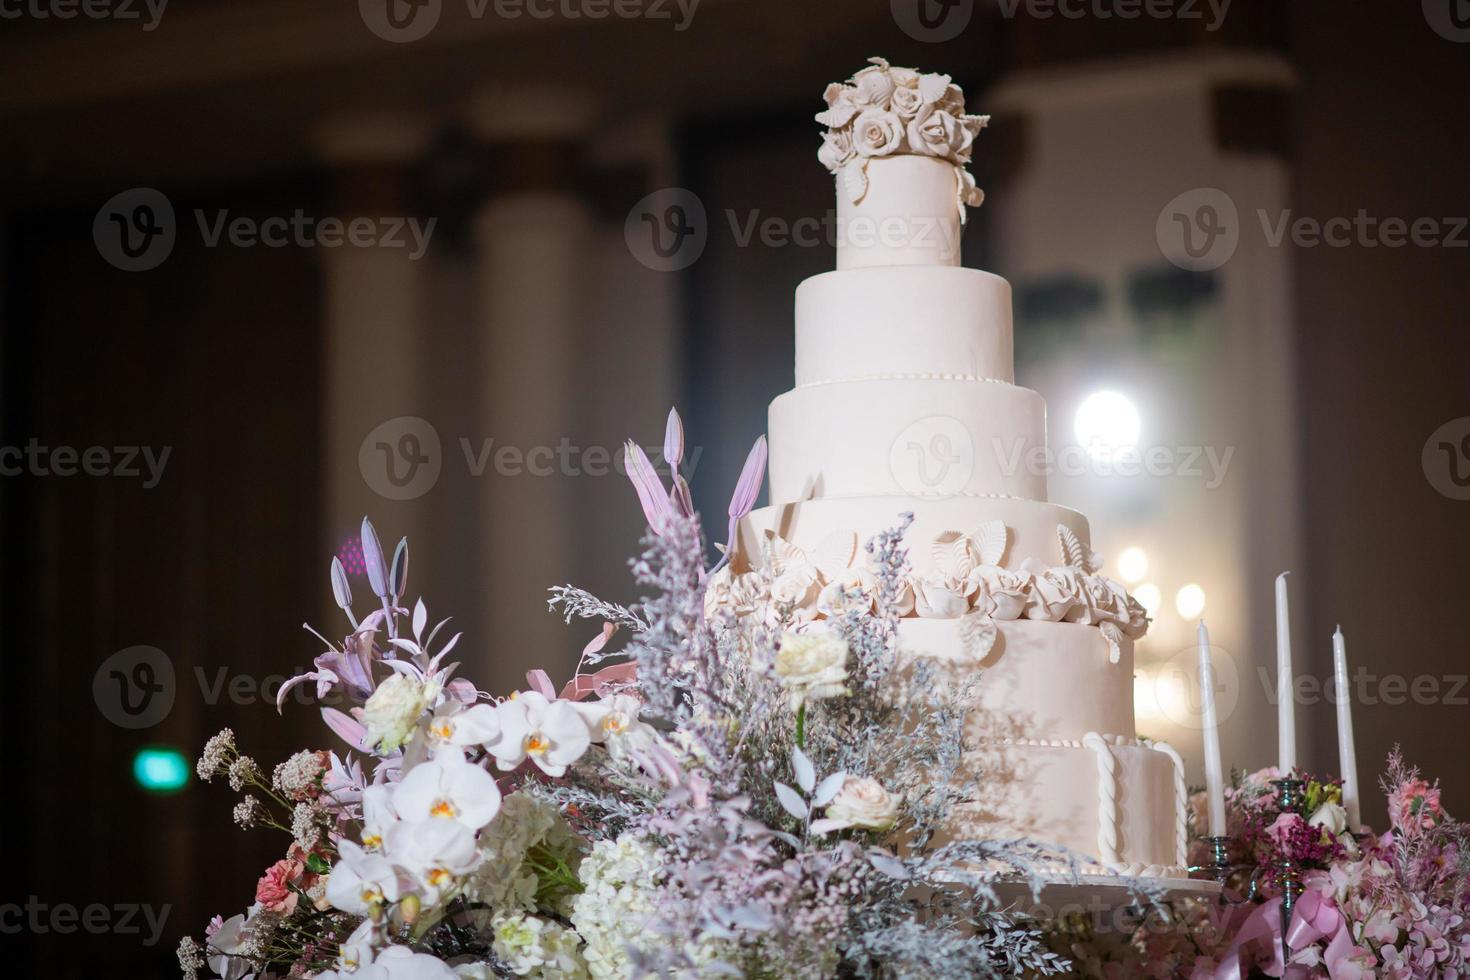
[255,857,304,915]
[1389,778,1444,831]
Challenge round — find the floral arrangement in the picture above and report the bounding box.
[815,57,991,212]
[1055,756,1470,978]
[714,521,1150,662]
[178,410,1078,980]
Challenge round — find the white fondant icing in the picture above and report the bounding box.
[768,378,1049,502]
[737,496,1089,576]
[834,156,964,269]
[795,266,1014,385]
[709,56,1179,876]
[1149,740,1191,870]
[796,373,1013,389]
[1082,731,1122,866]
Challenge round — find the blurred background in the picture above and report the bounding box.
[2,0,1468,974]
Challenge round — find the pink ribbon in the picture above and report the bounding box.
[1198,889,1360,980]
[1200,897,1286,980]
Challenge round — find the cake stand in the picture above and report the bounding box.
[992,871,1222,911]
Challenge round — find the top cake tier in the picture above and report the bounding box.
[816,57,989,270]
[834,155,967,269]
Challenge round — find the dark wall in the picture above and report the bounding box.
[1,186,325,975]
[1291,2,1470,822]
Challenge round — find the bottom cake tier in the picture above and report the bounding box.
[899,618,1189,878]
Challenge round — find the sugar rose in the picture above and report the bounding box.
[825,776,900,831]
[774,632,850,709]
[907,106,971,159]
[852,109,904,158]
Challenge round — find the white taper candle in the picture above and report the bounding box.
[1333,626,1361,832]
[1276,572,1296,774]
[1198,620,1227,837]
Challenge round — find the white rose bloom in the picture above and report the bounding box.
[363,674,433,753]
[774,632,850,709]
[824,775,900,832]
[906,105,970,160]
[815,566,876,618]
[817,129,855,172]
[890,85,924,118]
[851,108,904,158]
[911,576,972,619]
[1309,801,1349,837]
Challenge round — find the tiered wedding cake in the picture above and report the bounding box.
[727,59,1188,879]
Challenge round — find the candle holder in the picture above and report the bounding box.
[1189,835,1264,901]
[1272,777,1307,965]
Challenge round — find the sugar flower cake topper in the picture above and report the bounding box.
[816,57,991,218]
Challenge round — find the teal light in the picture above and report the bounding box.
[133,747,190,794]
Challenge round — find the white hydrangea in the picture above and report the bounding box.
[569,836,662,980]
[465,794,574,914]
[492,913,588,978]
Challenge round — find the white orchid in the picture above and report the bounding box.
[423,701,501,757]
[486,691,592,778]
[361,783,398,851]
[326,839,405,916]
[205,911,254,980]
[316,944,459,979]
[393,749,502,831]
[573,694,660,764]
[386,818,479,905]
[333,919,378,974]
